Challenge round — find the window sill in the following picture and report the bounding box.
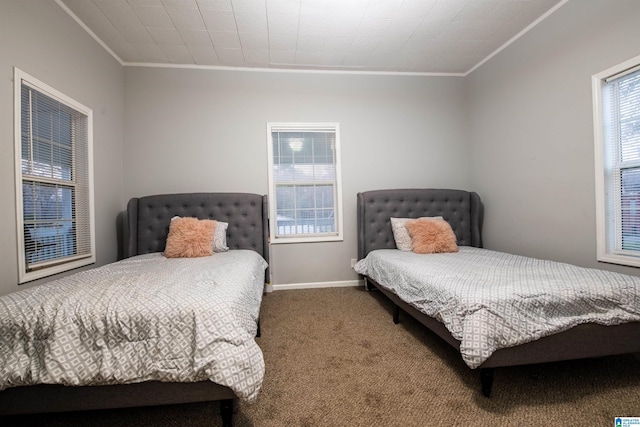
[19,256,96,284]
[597,253,640,269]
[271,235,343,244]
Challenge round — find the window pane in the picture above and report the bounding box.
[275,184,335,235]
[621,167,640,250]
[275,186,294,210]
[312,135,334,164]
[316,185,334,209]
[272,131,336,184]
[21,85,74,181]
[295,186,315,209]
[618,72,640,162]
[22,181,75,265]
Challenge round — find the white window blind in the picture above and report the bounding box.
[15,68,95,283]
[594,56,640,266]
[267,123,343,243]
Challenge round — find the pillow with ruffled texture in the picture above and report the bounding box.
[171,216,228,252]
[165,217,216,258]
[390,216,443,251]
[405,218,458,254]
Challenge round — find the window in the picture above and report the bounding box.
[14,68,95,283]
[266,123,343,243]
[593,55,640,267]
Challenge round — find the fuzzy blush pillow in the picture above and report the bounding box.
[405,219,458,254]
[172,216,228,252]
[390,216,443,251]
[165,217,216,258]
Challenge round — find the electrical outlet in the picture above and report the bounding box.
[350,258,357,268]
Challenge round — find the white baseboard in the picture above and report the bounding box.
[270,279,363,291]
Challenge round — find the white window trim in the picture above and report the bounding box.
[592,53,640,268]
[266,122,344,244]
[14,68,96,283]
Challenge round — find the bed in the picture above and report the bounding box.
[355,188,640,397]
[0,192,269,426]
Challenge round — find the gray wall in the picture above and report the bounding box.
[0,0,124,296]
[123,68,471,285]
[467,0,640,275]
[6,0,636,293]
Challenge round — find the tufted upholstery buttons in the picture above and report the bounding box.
[356,189,483,258]
[130,193,268,260]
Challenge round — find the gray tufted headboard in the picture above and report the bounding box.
[126,192,269,273]
[357,189,483,259]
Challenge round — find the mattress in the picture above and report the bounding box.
[355,247,640,368]
[0,250,267,402]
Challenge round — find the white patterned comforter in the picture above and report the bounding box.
[354,247,640,368]
[0,250,267,402]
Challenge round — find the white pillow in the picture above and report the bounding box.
[390,216,443,251]
[171,216,229,252]
[213,221,229,252]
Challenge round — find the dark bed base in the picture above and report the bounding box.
[357,188,640,397]
[365,276,640,396]
[0,192,270,426]
[0,381,235,425]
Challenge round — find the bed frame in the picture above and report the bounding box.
[0,192,269,427]
[357,188,640,397]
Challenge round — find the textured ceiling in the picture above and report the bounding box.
[58,0,566,75]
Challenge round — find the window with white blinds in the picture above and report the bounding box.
[266,123,343,243]
[14,68,95,283]
[593,56,640,267]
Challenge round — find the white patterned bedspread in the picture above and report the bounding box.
[354,247,640,368]
[0,250,267,402]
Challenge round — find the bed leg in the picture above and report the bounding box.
[393,305,400,324]
[256,320,261,338]
[480,368,494,397]
[220,398,234,427]
[364,277,371,291]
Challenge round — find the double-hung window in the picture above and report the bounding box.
[593,55,640,267]
[267,123,343,243]
[14,68,95,283]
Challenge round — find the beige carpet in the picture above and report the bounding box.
[4,286,640,426]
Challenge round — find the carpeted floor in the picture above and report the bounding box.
[3,286,640,426]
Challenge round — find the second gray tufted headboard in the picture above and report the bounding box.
[357,188,483,259]
[126,192,269,271]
